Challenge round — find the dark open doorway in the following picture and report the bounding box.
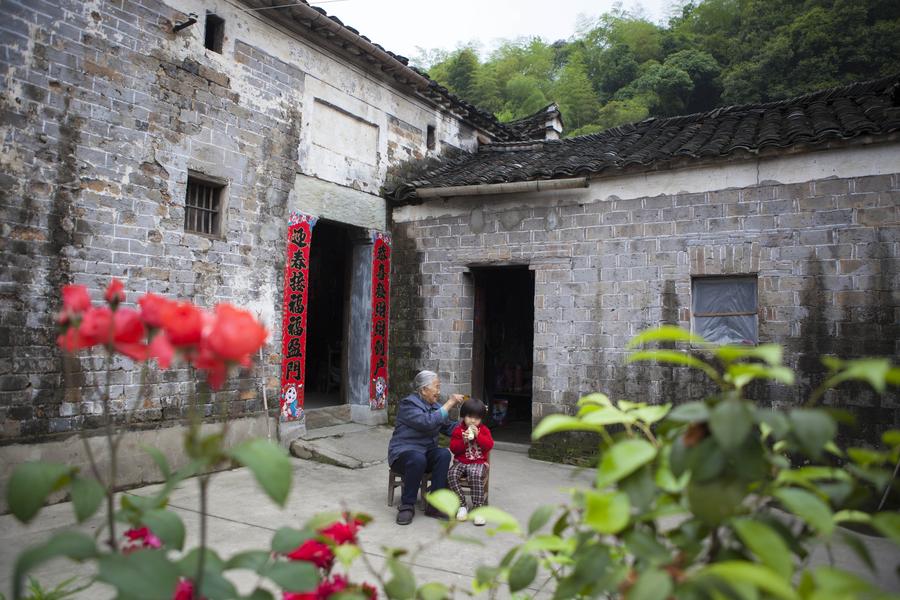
[471,266,535,444]
[305,220,352,409]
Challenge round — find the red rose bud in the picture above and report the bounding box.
[62,284,92,314]
[105,278,125,306]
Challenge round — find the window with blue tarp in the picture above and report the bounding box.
[692,276,758,345]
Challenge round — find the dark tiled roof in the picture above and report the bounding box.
[392,75,900,202]
[241,0,522,141]
[504,104,563,141]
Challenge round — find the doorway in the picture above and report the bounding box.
[305,220,352,409]
[471,266,535,444]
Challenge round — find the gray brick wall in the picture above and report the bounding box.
[389,173,900,444]
[0,0,304,440]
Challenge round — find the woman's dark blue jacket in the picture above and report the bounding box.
[387,392,455,466]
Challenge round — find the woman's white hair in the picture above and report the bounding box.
[413,370,438,391]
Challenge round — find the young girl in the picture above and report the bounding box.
[448,398,494,525]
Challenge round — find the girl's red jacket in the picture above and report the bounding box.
[449,423,494,464]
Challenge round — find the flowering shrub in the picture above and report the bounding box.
[7,280,380,600]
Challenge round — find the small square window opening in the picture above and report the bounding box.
[205,13,225,53]
[185,174,225,236]
[426,125,436,151]
[691,276,758,345]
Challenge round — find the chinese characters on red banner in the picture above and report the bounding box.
[280,212,316,422]
[369,232,391,409]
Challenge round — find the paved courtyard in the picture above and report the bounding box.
[1,429,898,598]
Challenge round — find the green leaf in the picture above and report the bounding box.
[725,363,795,389]
[527,504,555,535]
[584,490,630,534]
[385,558,416,600]
[271,527,315,554]
[595,439,657,488]
[225,550,271,572]
[177,547,224,578]
[334,543,361,568]
[847,447,888,467]
[624,529,671,567]
[755,410,790,439]
[265,561,319,592]
[774,488,834,536]
[142,509,186,550]
[627,325,706,348]
[627,350,719,382]
[577,393,611,406]
[532,414,602,440]
[688,480,745,526]
[699,561,799,600]
[426,489,460,518]
[871,512,900,545]
[199,570,238,600]
[630,404,671,424]
[732,518,793,579]
[142,446,172,479]
[97,549,180,600]
[227,439,292,507]
[7,462,73,523]
[811,567,876,596]
[468,506,521,534]
[581,406,637,426]
[715,344,783,366]
[417,582,451,600]
[667,401,709,422]
[824,358,892,394]
[70,476,105,523]
[882,429,900,448]
[629,569,673,600]
[789,409,836,459]
[304,512,343,531]
[508,554,538,592]
[243,588,276,600]
[13,531,97,599]
[687,437,726,482]
[708,397,753,452]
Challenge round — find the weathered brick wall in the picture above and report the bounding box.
[389,172,900,445]
[0,0,306,441]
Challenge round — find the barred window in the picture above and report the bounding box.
[184,174,224,236]
[692,276,758,345]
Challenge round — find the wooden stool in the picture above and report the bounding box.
[387,468,432,508]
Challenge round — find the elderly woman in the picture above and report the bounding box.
[388,370,464,525]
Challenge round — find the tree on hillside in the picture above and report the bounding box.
[423,0,900,137]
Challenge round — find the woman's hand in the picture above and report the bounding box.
[442,394,465,414]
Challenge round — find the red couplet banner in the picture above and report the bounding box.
[280,212,316,422]
[369,232,391,410]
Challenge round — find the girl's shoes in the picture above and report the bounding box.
[456,506,468,521]
[473,515,486,526]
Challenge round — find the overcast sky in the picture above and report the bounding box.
[317,0,675,65]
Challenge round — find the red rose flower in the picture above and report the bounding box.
[361,582,378,600]
[315,575,349,597]
[172,578,202,600]
[112,308,148,361]
[105,278,125,305]
[206,304,268,362]
[192,344,228,390]
[319,519,363,545]
[62,285,92,313]
[78,306,113,346]
[286,539,334,570]
[123,526,162,553]
[138,293,172,329]
[161,301,205,346]
[148,331,175,369]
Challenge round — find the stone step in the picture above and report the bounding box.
[303,404,351,430]
[290,424,393,469]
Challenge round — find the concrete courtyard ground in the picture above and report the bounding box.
[1,426,898,598]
